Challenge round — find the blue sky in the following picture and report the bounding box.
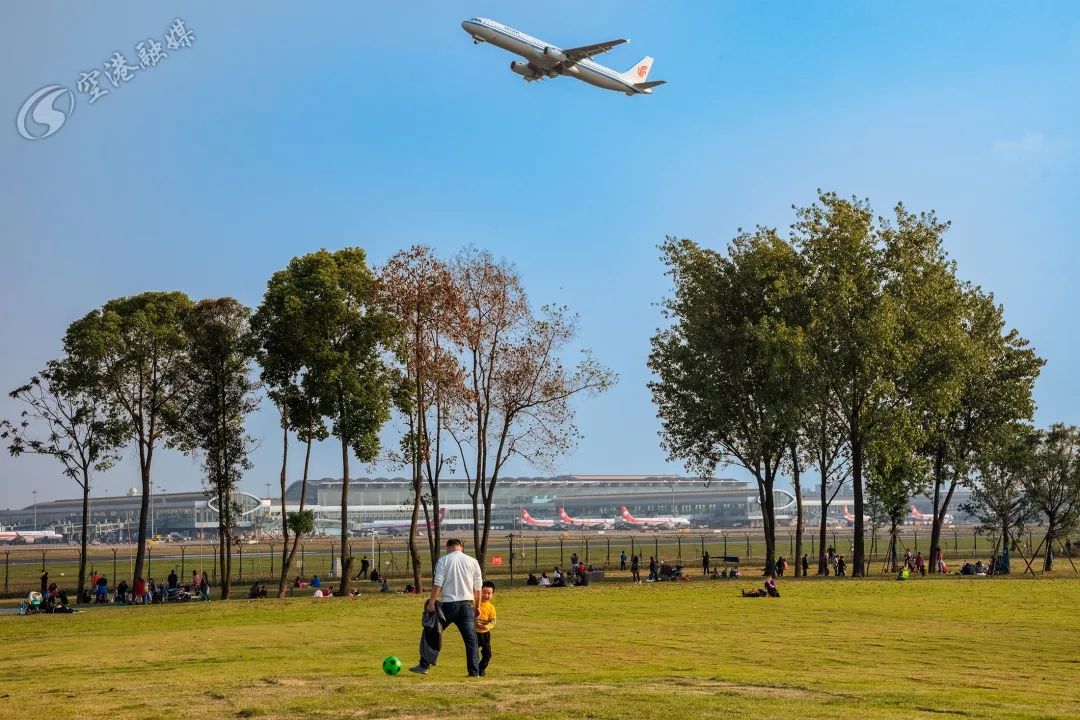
[2,2,1079,509]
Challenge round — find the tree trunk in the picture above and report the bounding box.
[1000,518,1011,574]
[927,452,946,574]
[408,409,423,593]
[477,490,495,570]
[339,430,352,595]
[408,486,423,592]
[77,475,90,604]
[133,449,151,586]
[889,518,899,572]
[471,486,482,562]
[408,347,425,594]
[1044,520,1055,572]
[218,504,229,599]
[760,463,777,576]
[280,435,313,598]
[276,413,290,598]
[791,444,804,577]
[851,429,865,577]
[818,455,829,575]
[930,474,959,576]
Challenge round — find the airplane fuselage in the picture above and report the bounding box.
[461,18,648,95]
[0,529,61,544]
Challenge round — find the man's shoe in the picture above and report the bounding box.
[468,672,480,677]
[408,664,429,675]
[478,670,486,676]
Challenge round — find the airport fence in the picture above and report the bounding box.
[2,525,1062,598]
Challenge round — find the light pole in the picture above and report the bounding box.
[150,482,155,539]
[33,490,38,530]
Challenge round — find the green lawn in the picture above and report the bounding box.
[2,576,1078,720]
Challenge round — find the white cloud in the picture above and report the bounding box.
[991,131,1047,156]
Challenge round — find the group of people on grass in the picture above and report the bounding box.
[742,575,781,598]
[84,568,210,604]
[20,572,74,614]
[524,561,599,587]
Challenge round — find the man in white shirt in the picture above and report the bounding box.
[410,538,484,677]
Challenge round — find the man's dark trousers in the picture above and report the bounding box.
[425,600,479,675]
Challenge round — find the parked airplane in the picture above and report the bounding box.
[558,507,612,530]
[519,508,562,529]
[0,527,62,544]
[908,505,953,526]
[368,508,446,536]
[461,17,666,96]
[619,506,691,530]
[842,505,870,526]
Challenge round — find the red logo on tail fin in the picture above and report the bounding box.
[636,64,648,79]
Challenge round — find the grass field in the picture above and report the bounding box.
[2,576,1078,720]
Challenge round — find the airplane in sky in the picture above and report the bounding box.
[619,506,691,530]
[0,527,63,544]
[558,507,612,530]
[461,17,666,96]
[520,508,562,529]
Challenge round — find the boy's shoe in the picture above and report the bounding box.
[408,664,429,675]
[478,670,486,676]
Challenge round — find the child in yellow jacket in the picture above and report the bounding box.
[476,580,497,676]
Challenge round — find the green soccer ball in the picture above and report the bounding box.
[382,656,402,676]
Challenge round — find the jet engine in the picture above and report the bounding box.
[542,46,568,64]
[509,61,540,80]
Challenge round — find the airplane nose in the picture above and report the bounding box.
[461,20,473,33]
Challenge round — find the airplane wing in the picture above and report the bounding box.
[562,39,628,64]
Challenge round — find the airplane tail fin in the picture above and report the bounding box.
[622,56,654,82]
[559,507,571,522]
[633,80,666,93]
[620,505,636,521]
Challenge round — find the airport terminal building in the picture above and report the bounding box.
[1,474,966,540]
[278,474,791,532]
[0,475,802,539]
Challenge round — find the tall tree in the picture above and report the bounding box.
[802,398,850,575]
[1024,424,1080,571]
[180,298,259,599]
[865,412,929,572]
[380,247,464,592]
[961,425,1037,574]
[253,266,330,597]
[63,291,193,586]
[921,288,1043,572]
[265,249,397,595]
[3,360,122,603]
[650,232,808,576]
[796,194,957,575]
[450,247,614,568]
[867,454,928,573]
